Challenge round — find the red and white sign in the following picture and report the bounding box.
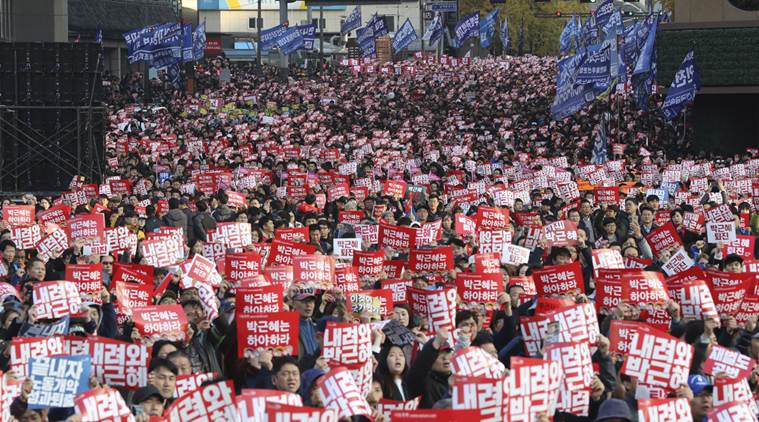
[456,273,503,304]
[36,228,69,261]
[132,304,189,345]
[545,341,594,416]
[705,204,735,223]
[225,252,262,284]
[532,261,584,296]
[354,224,378,245]
[707,401,758,422]
[543,220,579,248]
[32,281,82,319]
[476,207,510,231]
[455,214,477,236]
[274,227,309,243]
[235,389,303,421]
[390,409,483,421]
[382,279,413,304]
[74,387,134,422]
[293,255,335,288]
[703,344,756,380]
[379,223,417,250]
[37,204,71,227]
[212,222,253,249]
[333,238,362,260]
[591,248,625,278]
[378,398,421,421]
[383,180,408,198]
[69,214,106,242]
[722,235,755,259]
[65,264,103,305]
[645,222,683,257]
[452,375,506,422]
[452,346,507,379]
[706,221,736,243]
[236,311,299,357]
[2,205,35,226]
[317,367,373,419]
[478,230,511,255]
[185,254,216,284]
[236,285,283,317]
[166,381,238,422]
[520,303,599,357]
[675,280,720,324]
[682,211,704,233]
[322,322,372,366]
[10,337,65,377]
[265,402,337,422]
[508,357,562,421]
[594,187,620,207]
[409,247,453,272]
[266,240,317,267]
[353,250,384,278]
[174,372,218,398]
[500,243,531,266]
[637,398,692,422]
[88,336,148,389]
[410,288,457,334]
[621,271,669,306]
[621,330,693,391]
[10,224,42,250]
[140,237,183,268]
[661,248,695,276]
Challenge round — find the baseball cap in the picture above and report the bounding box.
[594,398,633,422]
[291,284,317,301]
[133,385,164,404]
[688,374,713,396]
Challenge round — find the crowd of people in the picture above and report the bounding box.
[0,53,756,422]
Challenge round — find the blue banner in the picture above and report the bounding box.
[357,25,376,58]
[581,15,597,48]
[454,12,479,48]
[167,62,182,88]
[622,20,639,67]
[574,44,610,86]
[193,20,206,61]
[342,6,361,34]
[633,17,657,77]
[591,116,609,165]
[500,16,509,50]
[149,23,183,68]
[556,53,586,89]
[371,14,389,38]
[595,0,615,29]
[423,13,444,45]
[661,49,700,121]
[392,18,417,53]
[276,26,305,55]
[603,9,624,39]
[296,24,316,50]
[479,9,499,49]
[560,16,575,53]
[28,355,91,409]
[182,24,193,62]
[260,24,288,52]
[552,51,606,120]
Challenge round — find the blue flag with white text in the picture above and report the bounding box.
[454,13,479,49]
[591,116,609,165]
[595,0,615,29]
[661,49,700,121]
[560,16,575,53]
[392,18,417,53]
[342,6,362,34]
[260,24,288,52]
[423,13,444,45]
[276,26,305,55]
[296,24,316,50]
[182,24,193,62]
[479,9,499,49]
[357,25,376,58]
[193,20,206,61]
[371,14,389,38]
[574,44,611,87]
[632,16,657,110]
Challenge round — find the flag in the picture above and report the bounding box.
[574,44,611,87]
[392,18,417,54]
[517,16,525,56]
[632,16,658,110]
[192,20,207,61]
[167,62,182,89]
[296,24,317,50]
[371,14,389,38]
[260,23,288,53]
[595,0,615,29]
[275,26,305,55]
[479,9,499,49]
[661,49,700,121]
[181,24,193,62]
[342,6,362,35]
[423,13,444,45]
[560,16,575,53]
[95,27,102,44]
[500,16,509,52]
[591,115,609,165]
[551,52,605,120]
[148,23,183,68]
[357,25,376,58]
[453,13,479,49]
[603,9,624,40]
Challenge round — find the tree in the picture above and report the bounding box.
[458,0,592,56]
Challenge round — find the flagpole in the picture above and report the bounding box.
[419,0,425,56]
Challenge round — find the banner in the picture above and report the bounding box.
[452,346,507,379]
[508,357,562,420]
[74,387,134,422]
[574,45,611,86]
[237,311,299,358]
[341,6,361,34]
[166,381,238,422]
[423,13,444,45]
[645,222,683,257]
[2,204,34,226]
[32,281,82,320]
[454,13,480,48]
[89,336,148,389]
[28,355,90,408]
[132,304,188,345]
[317,367,373,419]
[479,9,499,49]
[409,247,453,272]
[293,254,335,288]
[275,26,305,55]
[661,50,700,122]
[322,322,372,366]
[545,341,593,416]
[353,250,384,278]
[65,264,103,305]
[260,24,288,52]
[295,23,316,50]
[357,25,376,58]
[543,220,579,247]
[703,344,755,380]
[621,330,693,391]
[452,375,505,421]
[456,273,502,304]
[532,261,584,296]
[706,221,736,243]
[225,251,262,283]
[392,18,417,54]
[379,223,417,249]
[637,398,692,422]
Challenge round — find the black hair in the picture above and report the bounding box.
[148,357,179,376]
[272,356,299,375]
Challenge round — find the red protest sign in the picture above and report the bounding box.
[620,271,669,307]
[166,381,238,421]
[88,336,148,389]
[409,247,453,272]
[186,254,216,283]
[383,179,408,198]
[74,387,134,420]
[451,375,506,421]
[348,289,393,317]
[382,279,413,304]
[236,285,283,317]
[545,341,594,416]
[594,186,619,207]
[682,211,704,233]
[591,248,625,278]
[353,250,384,278]
[354,224,378,245]
[703,344,756,380]
[543,220,579,248]
[10,337,65,377]
[65,264,103,305]
[139,237,183,268]
[704,204,735,223]
[451,346,507,379]
[265,403,338,422]
[112,263,152,285]
[235,389,303,421]
[35,228,69,261]
[236,311,299,358]
[454,214,476,236]
[274,227,309,243]
[132,304,189,345]
[638,398,692,422]
[334,265,361,293]
[708,401,757,422]
[706,270,749,317]
[338,210,365,225]
[322,322,372,366]
[391,409,483,421]
[379,223,417,250]
[532,261,584,296]
[174,372,218,399]
[455,273,503,304]
[508,357,562,421]
[608,320,658,357]
[69,213,106,242]
[10,224,42,250]
[408,288,457,334]
[225,252,262,284]
[722,235,755,259]
[32,281,82,319]
[37,204,71,227]
[383,259,405,279]
[316,367,374,420]
[212,222,253,249]
[475,206,510,231]
[621,330,693,391]
[2,205,35,227]
[266,239,317,267]
[293,254,335,288]
[674,280,720,324]
[644,222,683,257]
[473,253,500,274]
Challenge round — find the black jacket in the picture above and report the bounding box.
[406,339,450,408]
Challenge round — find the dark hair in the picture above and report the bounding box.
[472,331,495,347]
[168,197,180,210]
[272,356,299,375]
[0,239,16,253]
[151,340,179,359]
[376,344,409,398]
[148,357,179,376]
[166,349,191,363]
[455,310,477,327]
[196,199,209,212]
